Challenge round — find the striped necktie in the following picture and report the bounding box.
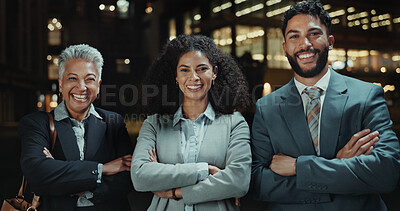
[304,87,323,156]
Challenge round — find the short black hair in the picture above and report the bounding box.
[143,34,250,116]
[282,0,331,39]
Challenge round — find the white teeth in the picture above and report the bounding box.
[72,94,87,101]
[298,53,315,59]
[187,85,202,89]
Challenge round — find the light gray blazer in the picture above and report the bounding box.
[131,112,251,211]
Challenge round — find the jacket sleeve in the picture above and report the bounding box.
[249,101,331,204]
[296,85,400,194]
[131,115,202,191]
[19,113,98,196]
[181,113,252,205]
[92,114,133,203]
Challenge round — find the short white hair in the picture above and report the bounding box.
[58,44,104,80]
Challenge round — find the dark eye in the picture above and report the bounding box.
[86,78,96,81]
[310,32,321,36]
[289,35,299,39]
[180,68,189,72]
[198,67,209,72]
[68,77,77,80]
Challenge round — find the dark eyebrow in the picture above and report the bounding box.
[66,73,78,76]
[308,27,323,32]
[197,64,210,68]
[178,64,189,68]
[286,29,299,36]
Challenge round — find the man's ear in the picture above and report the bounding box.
[58,79,62,92]
[328,35,335,50]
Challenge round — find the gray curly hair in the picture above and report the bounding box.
[58,44,104,81]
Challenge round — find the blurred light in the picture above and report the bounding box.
[50,101,58,108]
[52,18,58,24]
[145,6,153,14]
[53,58,59,65]
[235,0,246,4]
[332,61,345,70]
[266,0,281,6]
[361,18,369,24]
[124,59,130,64]
[370,50,379,56]
[37,102,43,108]
[226,38,232,44]
[109,5,115,11]
[362,24,368,30]
[252,54,264,61]
[392,56,400,61]
[194,14,201,21]
[371,9,376,15]
[47,55,52,61]
[266,54,272,60]
[47,24,55,31]
[169,36,176,41]
[329,9,345,18]
[99,4,105,10]
[263,82,272,96]
[237,3,264,17]
[347,60,354,68]
[39,94,45,102]
[364,67,370,72]
[213,2,232,13]
[52,94,58,102]
[347,7,355,13]
[323,4,331,11]
[380,67,387,73]
[394,17,400,24]
[331,18,340,24]
[55,22,62,29]
[266,5,290,17]
[396,68,400,73]
[383,85,395,92]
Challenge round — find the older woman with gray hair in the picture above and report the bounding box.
[19,44,133,211]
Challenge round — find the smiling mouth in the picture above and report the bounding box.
[186,84,203,91]
[72,94,88,102]
[297,52,315,59]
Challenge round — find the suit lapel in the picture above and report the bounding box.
[85,115,106,160]
[54,119,80,161]
[320,70,348,158]
[280,80,316,155]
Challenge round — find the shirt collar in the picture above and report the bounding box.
[54,101,102,122]
[294,67,331,96]
[173,102,215,126]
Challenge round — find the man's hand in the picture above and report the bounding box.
[102,154,132,176]
[336,129,379,159]
[269,153,296,176]
[43,147,54,159]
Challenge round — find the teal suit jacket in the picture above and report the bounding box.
[250,69,400,210]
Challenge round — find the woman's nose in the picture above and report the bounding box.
[77,80,87,91]
[189,70,200,80]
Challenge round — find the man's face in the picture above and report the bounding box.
[283,14,334,78]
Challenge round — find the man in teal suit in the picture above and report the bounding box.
[250,0,400,210]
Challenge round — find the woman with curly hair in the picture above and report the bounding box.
[131,34,252,210]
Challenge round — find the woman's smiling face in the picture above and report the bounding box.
[176,51,217,104]
[59,58,101,118]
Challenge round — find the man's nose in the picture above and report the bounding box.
[299,37,312,49]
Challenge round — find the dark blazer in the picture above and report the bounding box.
[250,70,400,210]
[19,107,133,211]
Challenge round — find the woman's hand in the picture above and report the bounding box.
[102,154,132,176]
[153,188,182,199]
[148,148,158,162]
[43,147,54,159]
[208,164,221,175]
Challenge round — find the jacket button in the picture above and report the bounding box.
[91,170,98,175]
